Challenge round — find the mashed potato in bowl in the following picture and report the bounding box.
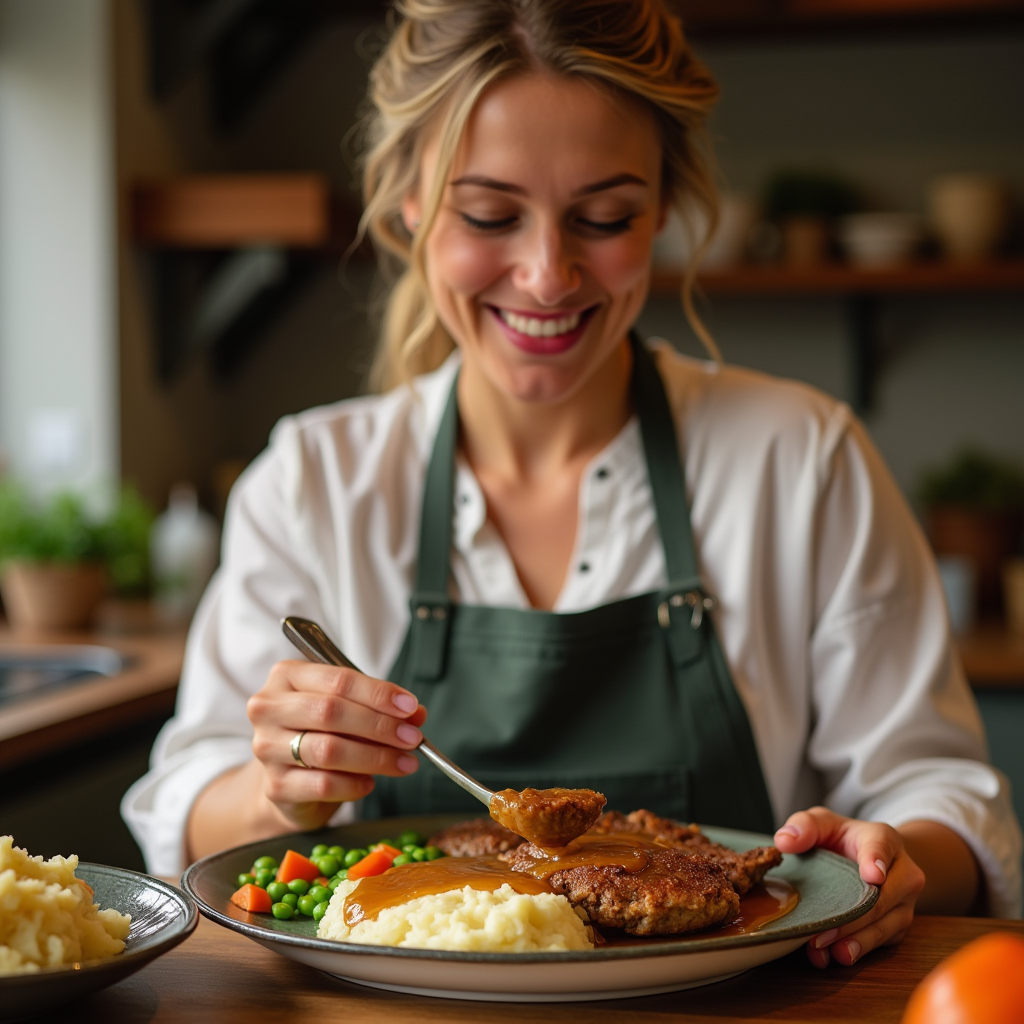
[318,878,593,953]
[0,836,131,975]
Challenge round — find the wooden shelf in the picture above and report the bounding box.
[673,0,1024,38]
[958,626,1024,687]
[132,174,331,248]
[651,260,1024,298]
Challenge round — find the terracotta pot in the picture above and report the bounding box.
[927,507,1024,619]
[781,216,830,267]
[0,561,107,630]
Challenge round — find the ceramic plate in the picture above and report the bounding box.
[182,814,877,1002]
[1,864,198,1021]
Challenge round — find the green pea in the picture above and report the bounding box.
[316,855,340,877]
[254,869,276,888]
[344,849,367,868]
[281,893,299,908]
[253,855,278,871]
[391,853,412,867]
[327,876,344,891]
[310,843,329,858]
[236,873,256,887]
[398,830,424,848]
[308,885,331,904]
[271,902,294,920]
[328,845,345,859]
[297,894,319,916]
[411,848,427,862]
[313,900,329,923]
[424,846,443,861]
[266,881,289,903]
[287,878,310,896]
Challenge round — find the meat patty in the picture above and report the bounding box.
[590,809,783,895]
[427,817,526,857]
[503,841,740,936]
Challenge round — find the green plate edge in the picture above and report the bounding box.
[182,813,878,964]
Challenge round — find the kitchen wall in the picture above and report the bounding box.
[0,0,118,500]
[112,10,1024,513]
[637,31,1024,502]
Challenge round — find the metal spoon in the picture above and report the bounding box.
[281,615,493,808]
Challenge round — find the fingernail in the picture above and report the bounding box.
[397,755,418,774]
[392,693,418,714]
[396,723,421,745]
[775,825,801,840]
[874,858,888,879]
[844,939,861,964]
[814,929,838,950]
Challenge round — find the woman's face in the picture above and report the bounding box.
[404,72,665,407]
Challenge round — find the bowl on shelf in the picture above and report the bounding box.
[837,213,922,268]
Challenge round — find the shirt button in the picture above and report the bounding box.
[596,467,610,480]
[459,494,470,504]
[579,562,591,573]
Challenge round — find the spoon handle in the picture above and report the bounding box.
[281,616,494,809]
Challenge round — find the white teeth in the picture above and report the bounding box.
[499,309,582,337]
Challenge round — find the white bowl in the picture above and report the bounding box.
[838,213,922,268]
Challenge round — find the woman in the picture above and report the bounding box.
[124,0,1021,967]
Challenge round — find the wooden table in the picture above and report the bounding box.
[31,913,1024,1023]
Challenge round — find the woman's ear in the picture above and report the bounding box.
[656,197,671,234]
[401,193,422,235]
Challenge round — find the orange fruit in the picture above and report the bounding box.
[902,931,1024,1024]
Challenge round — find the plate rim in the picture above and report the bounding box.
[182,814,878,964]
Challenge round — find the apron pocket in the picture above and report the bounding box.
[421,764,691,824]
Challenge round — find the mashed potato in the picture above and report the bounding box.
[318,878,593,952]
[0,836,131,975]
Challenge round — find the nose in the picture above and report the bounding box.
[510,222,582,306]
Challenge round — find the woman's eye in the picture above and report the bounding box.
[577,215,636,235]
[460,212,517,231]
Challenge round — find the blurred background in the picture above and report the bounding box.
[1,0,1022,872]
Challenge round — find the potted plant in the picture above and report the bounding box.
[917,449,1024,620]
[763,170,859,266]
[0,483,154,630]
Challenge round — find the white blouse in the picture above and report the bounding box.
[122,343,1022,916]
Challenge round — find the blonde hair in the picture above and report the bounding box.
[360,0,721,392]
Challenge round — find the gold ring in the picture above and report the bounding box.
[290,730,310,769]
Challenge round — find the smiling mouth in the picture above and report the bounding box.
[495,307,595,338]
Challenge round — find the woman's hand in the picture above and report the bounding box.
[246,659,428,830]
[186,660,427,861]
[773,806,926,968]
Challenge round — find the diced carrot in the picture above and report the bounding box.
[230,883,272,914]
[315,876,330,887]
[347,847,399,880]
[370,843,403,860]
[275,849,321,884]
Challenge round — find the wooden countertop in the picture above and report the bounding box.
[34,912,1024,1023]
[0,617,186,771]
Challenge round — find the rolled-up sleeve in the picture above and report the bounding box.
[121,421,334,877]
[808,415,1022,918]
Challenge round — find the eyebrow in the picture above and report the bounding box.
[448,173,648,197]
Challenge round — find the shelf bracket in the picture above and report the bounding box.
[847,293,881,416]
[144,245,317,383]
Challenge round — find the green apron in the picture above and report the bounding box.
[362,334,775,832]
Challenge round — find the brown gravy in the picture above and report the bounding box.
[504,831,662,878]
[489,787,607,848]
[342,856,552,927]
